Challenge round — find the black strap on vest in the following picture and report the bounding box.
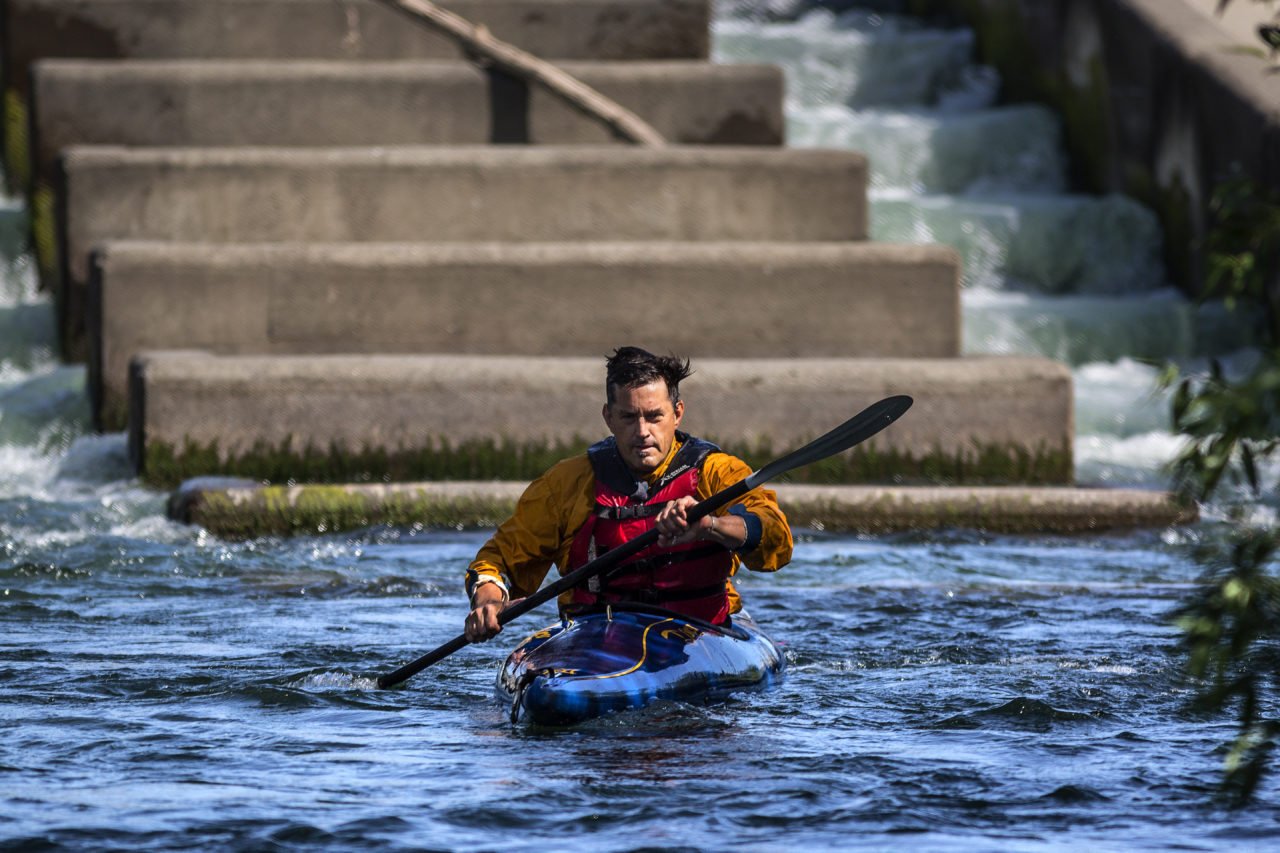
[600,543,725,582]
[593,503,663,520]
[603,582,729,606]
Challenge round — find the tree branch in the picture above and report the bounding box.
[380,0,668,146]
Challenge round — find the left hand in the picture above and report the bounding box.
[655,497,747,550]
[655,496,709,547]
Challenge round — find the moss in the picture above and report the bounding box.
[731,439,1072,487]
[1045,57,1112,195]
[905,0,1117,196]
[184,485,518,539]
[143,432,1072,491]
[142,434,596,490]
[99,398,130,435]
[3,88,29,195]
[31,185,57,289]
[783,490,1194,535]
[183,477,1190,540]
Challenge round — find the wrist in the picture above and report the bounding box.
[708,515,745,550]
[469,577,509,610]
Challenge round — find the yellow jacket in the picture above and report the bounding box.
[465,438,793,614]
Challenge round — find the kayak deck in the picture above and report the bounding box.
[497,606,786,726]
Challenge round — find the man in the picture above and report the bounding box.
[464,346,793,643]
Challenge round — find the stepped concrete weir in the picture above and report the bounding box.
[29,58,785,187]
[3,0,712,88]
[6,0,1204,534]
[5,0,711,190]
[129,352,1073,488]
[89,240,962,431]
[55,144,869,360]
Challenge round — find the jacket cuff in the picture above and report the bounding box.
[465,568,509,600]
[728,505,763,552]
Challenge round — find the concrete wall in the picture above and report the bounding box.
[89,239,962,428]
[917,0,1280,291]
[129,352,1074,486]
[4,0,711,89]
[2,0,712,190]
[29,59,784,186]
[56,145,869,360]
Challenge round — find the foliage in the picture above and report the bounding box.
[1165,174,1280,805]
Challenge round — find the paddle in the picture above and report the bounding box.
[376,394,913,688]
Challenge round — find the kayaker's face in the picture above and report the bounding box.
[603,380,684,478]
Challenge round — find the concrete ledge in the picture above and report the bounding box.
[167,478,1196,539]
[89,239,961,430]
[4,0,711,94]
[29,58,785,184]
[129,352,1073,487]
[56,144,868,360]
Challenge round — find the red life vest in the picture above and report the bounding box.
[567,433,734,624]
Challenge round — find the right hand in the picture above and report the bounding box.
[464,583,517,642]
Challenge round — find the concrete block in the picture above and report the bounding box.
[57,145,869,359]
[4,0,710,93]
[128,352,1073,486]
[89,239,960,428]
[166,479,1196,538]
[29,58,783,185]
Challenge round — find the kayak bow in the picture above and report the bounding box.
[497,606,786,725]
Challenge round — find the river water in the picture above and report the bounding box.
[4,5,1280,851]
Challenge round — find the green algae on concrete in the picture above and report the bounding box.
[170,479,1197,539]
[170,480,520,539]
[31,186,57,292]
[780,485,1197,535]
[733,438,1072,487]
[142,435,598,491]
[143,433,1073,492]
[3,89,28,194]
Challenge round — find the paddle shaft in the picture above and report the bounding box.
[376,395,912,688]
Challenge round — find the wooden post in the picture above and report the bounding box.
[381,0,668,146]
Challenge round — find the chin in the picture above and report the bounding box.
[629,456,658,474]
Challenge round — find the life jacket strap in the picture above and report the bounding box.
[599,543,724,582]
[597,581,729,607]
[593,503,663,520]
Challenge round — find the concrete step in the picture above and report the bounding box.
[5,0,710,91]
[89,240,961,429]
[28,58,784,187]
[128,352,1074,488]
[54,145,869,360]
[4,0,713,188]
[167,479,1196,538]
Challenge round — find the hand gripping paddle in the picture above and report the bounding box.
[376,395,912,688]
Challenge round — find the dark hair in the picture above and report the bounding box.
[605,347,693,406]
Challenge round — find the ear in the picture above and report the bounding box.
[673,399,684,427]
[602,402,613,430]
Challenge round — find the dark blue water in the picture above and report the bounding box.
[4,448,1278,852]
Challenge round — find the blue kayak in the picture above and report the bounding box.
[496,606,786,725]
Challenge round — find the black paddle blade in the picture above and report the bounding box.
[747,395,912,489]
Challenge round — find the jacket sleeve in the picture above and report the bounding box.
[700,453,793,573]
[465,456,594,601]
